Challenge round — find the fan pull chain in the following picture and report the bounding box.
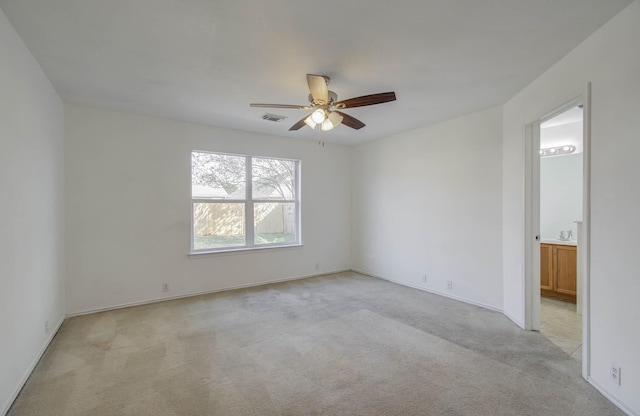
[315,125,325,147]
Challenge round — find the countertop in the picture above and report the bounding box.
[540,238,577,246]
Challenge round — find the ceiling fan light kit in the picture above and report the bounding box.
[322,111,343,131]
[250,74,396,132]
[311,108,326,124]
[303,116,317,129]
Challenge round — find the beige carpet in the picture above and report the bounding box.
[8,272,623,415]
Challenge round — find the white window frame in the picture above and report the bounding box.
[190,151,301,254]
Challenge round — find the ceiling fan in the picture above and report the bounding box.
[250,74,396,132]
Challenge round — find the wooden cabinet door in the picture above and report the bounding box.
[540,244,554,291]
[554,245,577,297]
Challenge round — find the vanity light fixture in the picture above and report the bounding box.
[539,145,576,157]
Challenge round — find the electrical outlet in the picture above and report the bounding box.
[422,274,427,283]
[162,283,169,293]
[315,262,320,270]
[447,280,453,290]
[44,320,50,334]
[610,363,621,386]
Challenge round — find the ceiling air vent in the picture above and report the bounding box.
[262,113,287,122]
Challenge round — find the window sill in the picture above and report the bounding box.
[188,243,303,259]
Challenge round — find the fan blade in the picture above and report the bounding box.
[334,92,396,109]
[289,115,310,131]
[335,111,366,130]
[250,103,311,110]
[307,74,329,104]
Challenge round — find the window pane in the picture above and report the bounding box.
[193,203,245,249]
[252,158,295,200]
[192,152,246,199]
[254,202,296,245]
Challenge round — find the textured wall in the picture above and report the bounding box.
[502,2,640,412]
[351,107,504,310]
[64,104,352,314]
[0,7,65,414]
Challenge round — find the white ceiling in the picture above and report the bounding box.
[541,106,583,129]
[0,0,632,145]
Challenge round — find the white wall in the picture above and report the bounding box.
[0,8,65,415]
[64,104,351,314]
[351,107,503,310]
[502,1,640,413]
[540,153,583,239]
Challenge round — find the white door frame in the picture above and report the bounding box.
[524,120,541,331]
[523,83,592,380]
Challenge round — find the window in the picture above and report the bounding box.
[191,151,300,252]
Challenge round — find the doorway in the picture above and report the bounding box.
[524,86,591,380]
[538,105,584,363]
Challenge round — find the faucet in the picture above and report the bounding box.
[559,230,573,241]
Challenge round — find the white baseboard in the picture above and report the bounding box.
[587,378,638,416]
[502,310,525,329]
[2,315,64,416]
[352,268,503,313]
[67,269,350,317]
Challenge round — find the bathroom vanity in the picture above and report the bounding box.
[540,240,577,303]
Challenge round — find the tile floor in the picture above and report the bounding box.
[540,297,582,363]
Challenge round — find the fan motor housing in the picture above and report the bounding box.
[309,91,338,106]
